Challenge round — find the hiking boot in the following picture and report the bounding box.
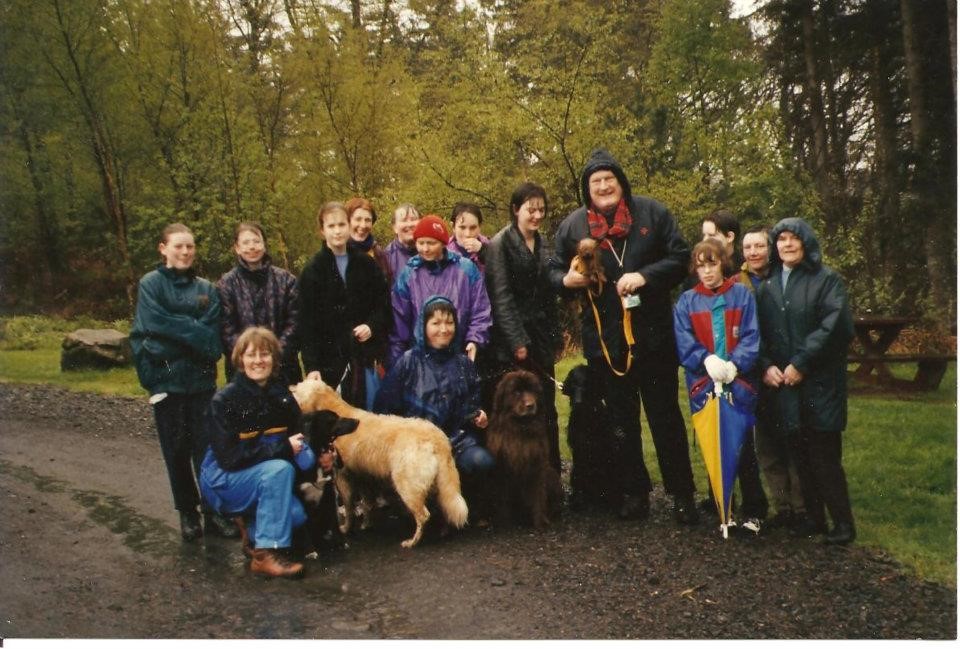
[824,522,856,546]
[250,549,305,579]
[618,493,650,521]
[673,495,700,525]
[790,516,827,538]
[204,512,240,538]
[233,517,254,558]
[179,510,203,542]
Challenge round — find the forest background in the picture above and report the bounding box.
[0,0,955,330]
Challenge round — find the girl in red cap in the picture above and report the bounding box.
[386,214,492,369]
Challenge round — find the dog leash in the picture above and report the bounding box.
[519,356,564,392]
[586,288,635,377]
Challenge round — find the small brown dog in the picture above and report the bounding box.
[571,237,607,295]
[486,370,562,528]
[289,377,468,548]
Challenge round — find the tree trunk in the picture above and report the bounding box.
[50,0,136,304]
[800,1,832,222]
[900,0,955,323]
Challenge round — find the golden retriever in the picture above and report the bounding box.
[289,376,468,548]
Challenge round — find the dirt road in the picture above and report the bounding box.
[0,383,954,639]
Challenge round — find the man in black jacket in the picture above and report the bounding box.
[547,148,698,524]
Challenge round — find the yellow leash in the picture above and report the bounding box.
[586,288,635,377]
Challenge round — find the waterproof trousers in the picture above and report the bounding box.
[152,391,214,514]
[789,427,854,529]
[201,459,307,549]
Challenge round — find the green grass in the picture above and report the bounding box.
[1,316,956,585]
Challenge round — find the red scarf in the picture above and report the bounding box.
[587,199,632,251]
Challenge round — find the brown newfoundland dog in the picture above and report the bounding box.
[486,370,562,528]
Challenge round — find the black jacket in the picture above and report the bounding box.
[204,373,300,472]
[547,148,690,363]
[298,245,389,383]
[485,224,560,367]
[756,218,854,433]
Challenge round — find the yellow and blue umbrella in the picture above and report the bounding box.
[689,378,757,538]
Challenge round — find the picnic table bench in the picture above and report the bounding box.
[846,315,954,391]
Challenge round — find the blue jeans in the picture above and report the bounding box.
[450,430,495,476]
[200,458,306,549]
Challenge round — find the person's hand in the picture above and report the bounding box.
[763,365,784,387]
[723,361,738,383]
[563,269,589,289]
[306,370,322,381]
[288,433,305,454]
[783,364,804,386]
[473,409,488,429]
[353,324,372,342]
[514,346,528,362]
[465,342,477,362]
[319,450,335,473]
[704,354,727,382]
[460,238,483,254]
[616,272,646,297]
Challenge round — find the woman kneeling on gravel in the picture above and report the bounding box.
[200,327,325,578]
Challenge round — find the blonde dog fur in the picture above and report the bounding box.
[289,377,469,548]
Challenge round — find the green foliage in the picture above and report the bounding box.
[0,0,953,324]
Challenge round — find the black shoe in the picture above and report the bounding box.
[180,510,203,542]
[765,509,795,530]
[824,522,856,545]
[204,512,241,538]
[618,493,650,520]
[790,516,827,538]
[673,496,700,525]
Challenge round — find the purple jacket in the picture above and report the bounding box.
[387,249,492,368]
[384,239,417,286]
[446,234,490,274]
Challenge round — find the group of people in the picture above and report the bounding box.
[128,147,856,580]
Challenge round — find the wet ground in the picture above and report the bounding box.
[0,383,955,639]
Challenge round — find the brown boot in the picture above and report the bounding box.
[233,517,253,558]
[250,549,304,579]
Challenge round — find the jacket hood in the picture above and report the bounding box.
[413,295,462,354]
[579,148,633,209]
[769,217,822,270]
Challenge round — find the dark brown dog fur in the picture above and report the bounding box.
[486,370,562,528]
[571,237,607,295]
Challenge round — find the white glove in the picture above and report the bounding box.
[722,360,738,384]
[704,354,726,382]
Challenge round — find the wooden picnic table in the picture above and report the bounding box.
[847,315,953,390]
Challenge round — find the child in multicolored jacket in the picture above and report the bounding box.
[673,238,767,533]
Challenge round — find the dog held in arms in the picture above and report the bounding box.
[486,370,562,528]
[570,237,607,296]
[289,376,469,548]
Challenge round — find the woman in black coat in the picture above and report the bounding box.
[484,182,561,471]
[299,202,390,408]
[756,217,856,545]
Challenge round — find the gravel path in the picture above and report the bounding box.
[0,383,954,639]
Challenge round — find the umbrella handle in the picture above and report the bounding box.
[714,381,724,396]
